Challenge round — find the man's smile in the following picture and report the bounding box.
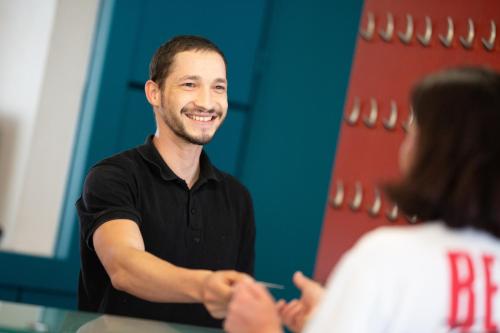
[184,113,218,122]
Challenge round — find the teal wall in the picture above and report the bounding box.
[0,0,362,308]
[241,0,362,299]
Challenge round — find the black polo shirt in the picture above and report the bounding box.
[76,136,255,328]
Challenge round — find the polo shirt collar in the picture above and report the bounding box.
[137,135,222,183]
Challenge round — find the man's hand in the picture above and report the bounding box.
[224,279,283,333]
[201,270,249,319]
[277,271,325,333]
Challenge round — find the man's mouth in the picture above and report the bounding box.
[184,113,218,122]
[186,113,217,122]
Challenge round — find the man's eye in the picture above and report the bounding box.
[182,82,195,88]
[215,85,226,91]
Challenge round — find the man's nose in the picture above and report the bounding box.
[194,87,214,110]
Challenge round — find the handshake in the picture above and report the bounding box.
[202,271,325,333]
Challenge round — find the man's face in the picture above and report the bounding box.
[158,50,228,145]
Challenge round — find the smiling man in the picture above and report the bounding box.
[76,35,255,328]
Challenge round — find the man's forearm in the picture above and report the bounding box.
[108,247,212,303]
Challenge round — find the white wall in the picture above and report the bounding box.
[0,0,100,256]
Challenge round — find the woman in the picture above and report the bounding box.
[224,67,500,333]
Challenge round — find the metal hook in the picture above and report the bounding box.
[383,100,398,131]
[481,20,496,51]
[406,215,418,224]
[368,188,382,217]
[328,181,344,209]
[439,17,454,47]
[386,204,398,222]
[349,182,363,211]
[345,97,361,126]
[459,18,475,49]
[379,13,394,41]
[417,16,432,46]
[398,14,414,44]
[364,98,378,128]
[360,12,375,40]
[402,107,415,132]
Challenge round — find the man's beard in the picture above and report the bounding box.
[159,101,224,145]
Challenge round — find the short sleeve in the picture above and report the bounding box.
[76,163,141,251]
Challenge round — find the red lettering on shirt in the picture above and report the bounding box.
[482,255,498,331]
[448,251,475,330]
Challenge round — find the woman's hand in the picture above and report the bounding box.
[224,278,283,333]
[277,272,325,333]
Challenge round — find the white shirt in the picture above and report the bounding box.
[304,223,500,333]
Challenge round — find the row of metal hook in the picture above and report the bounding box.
[345,97,414,131]
[360,13,497,51]
[328,181,418,223]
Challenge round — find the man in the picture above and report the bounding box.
[77,35,255,328]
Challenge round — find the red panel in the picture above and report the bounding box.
[314,0,500,283]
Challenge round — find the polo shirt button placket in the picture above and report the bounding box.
[189,202,201,244]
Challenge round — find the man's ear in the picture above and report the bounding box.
[145,80,161,107]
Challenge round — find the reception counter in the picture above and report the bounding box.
[0,301,222,333]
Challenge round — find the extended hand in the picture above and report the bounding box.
[202,270,249,319]
[278,271,324,333]
[224,279,283,333]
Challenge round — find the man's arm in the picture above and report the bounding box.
[93,218,247,316]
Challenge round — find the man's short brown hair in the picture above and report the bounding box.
[149,35,227,89]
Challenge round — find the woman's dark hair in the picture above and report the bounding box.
[149,35,227,90]
[385,67,500,238]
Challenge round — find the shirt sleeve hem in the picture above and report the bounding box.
[85,210,141,251]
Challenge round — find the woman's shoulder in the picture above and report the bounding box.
[346,223,447,260]
[352,221,500,259]
[359,222,440,243]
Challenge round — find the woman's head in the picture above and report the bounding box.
[387,67,500,237]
